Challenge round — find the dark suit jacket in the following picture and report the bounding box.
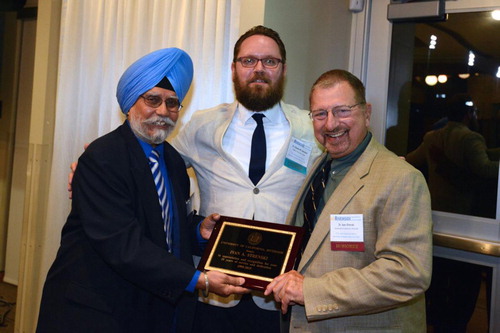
[37,122,201,333]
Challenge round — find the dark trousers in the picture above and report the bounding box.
[193,293,282,333]
[426,257,490,333]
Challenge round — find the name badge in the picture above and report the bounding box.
[330,214,364,252]
[284,137,313,174]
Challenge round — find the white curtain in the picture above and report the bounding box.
[41,0,241,281]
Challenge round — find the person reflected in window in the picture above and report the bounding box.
[406,93,499,219]
[406,93,499,332]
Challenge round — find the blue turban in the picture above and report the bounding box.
[116,48,194,114]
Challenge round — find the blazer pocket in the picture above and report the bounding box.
[65,281,114,314]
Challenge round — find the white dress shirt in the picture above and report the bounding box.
[222,103,290,175]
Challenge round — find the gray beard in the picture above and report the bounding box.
[129,116,176,145]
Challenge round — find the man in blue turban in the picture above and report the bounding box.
[37,48,248,333]
[116,47,193,115]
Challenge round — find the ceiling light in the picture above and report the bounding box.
[438,74,447,83]
[429,35,437,49]
[468,51,475,66]
[492,10,500,21]
[425,75,438,86]
[458,73,470,79]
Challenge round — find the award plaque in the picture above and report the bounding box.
[197,215,304,290]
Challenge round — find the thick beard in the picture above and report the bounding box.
[129,114,176,145]
[233,73,285,111]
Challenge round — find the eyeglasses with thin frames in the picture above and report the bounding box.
[309,103,365,121]
[140,95,183,112]
[235,57,283,69]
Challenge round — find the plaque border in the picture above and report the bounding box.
[197,215,304,290]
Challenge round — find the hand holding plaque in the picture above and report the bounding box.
[197,216,304,290]
[200,270,250,297]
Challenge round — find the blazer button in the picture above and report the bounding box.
[328,303,339,312]
[253,188,260,194]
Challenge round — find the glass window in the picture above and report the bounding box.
[386,11,500,219]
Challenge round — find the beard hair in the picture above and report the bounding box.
[233,72,285,111]
[129,114,176,145]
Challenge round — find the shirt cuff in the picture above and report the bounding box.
[186,270,201,293]
[196,221,208,244]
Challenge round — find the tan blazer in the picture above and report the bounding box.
[406,121,499,216]
[287,136,433,332]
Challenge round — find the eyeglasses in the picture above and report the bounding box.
[235,57,283,69]
[309,103,365,121]
[140,94,182,112]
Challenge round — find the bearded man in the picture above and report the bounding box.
[37,48,248,333]
[170,26,323,333]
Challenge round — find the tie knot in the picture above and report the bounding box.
[252,113,265,125]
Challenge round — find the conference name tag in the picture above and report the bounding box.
[330,214,365,252]
[284,137,313,174]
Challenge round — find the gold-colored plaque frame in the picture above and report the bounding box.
[197,216,304,290]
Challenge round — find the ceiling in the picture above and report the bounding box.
[413,10,500,76]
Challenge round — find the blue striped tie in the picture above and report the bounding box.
[149,149,172,252]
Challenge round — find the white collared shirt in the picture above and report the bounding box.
[222,103,290,176]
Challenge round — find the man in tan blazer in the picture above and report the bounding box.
[265,69,433,332]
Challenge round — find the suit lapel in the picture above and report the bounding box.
[163,142,187,257]
[119,123,166,246]
[262,103,292,178]
[261,103,317,182]
[298,138,378,271]
[213,102,252,181]
[213,102,235,158]
[287,153,328,225]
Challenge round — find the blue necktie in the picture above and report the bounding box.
[249,113,266,185]
[149,149,172,252]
